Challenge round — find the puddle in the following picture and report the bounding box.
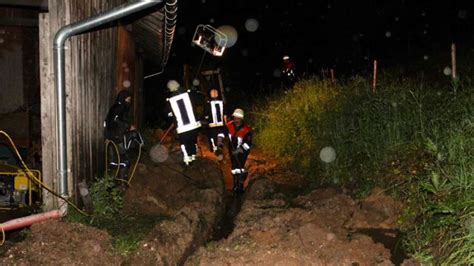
[349,228,408,265]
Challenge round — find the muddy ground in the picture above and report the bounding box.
[0,133,419,265]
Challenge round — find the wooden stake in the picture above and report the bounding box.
[451,43,457,80]
[183,64,190,88]
[216,68,226,103]
[330,68,335,83]
[372,60,377,93]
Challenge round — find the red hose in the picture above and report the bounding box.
[1,210,62,232]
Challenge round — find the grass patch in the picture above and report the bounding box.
[67,175,169,256]
[252,73,473,263]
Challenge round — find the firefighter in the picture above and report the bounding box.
[281,55,296,89]
[204,89,225,160]
[166,80,202,166]
[104,89,136,177]
[227,108,252,193]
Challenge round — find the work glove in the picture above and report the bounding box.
[232,147,244,156]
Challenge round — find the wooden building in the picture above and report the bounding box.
[23,0,174,209]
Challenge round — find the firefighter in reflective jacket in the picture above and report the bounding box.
[227,108,252,192]
[281,55,296,89]
[104,90,134,174]
[204,89,225,160]
[166,80,202,165]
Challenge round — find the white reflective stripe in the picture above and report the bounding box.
[237,137,243,146]
[184,156,192,164]
[210,100,224,125]
[210,138,217,151]
[169,93,200,133]
[176,121,201,134]
[217,133,225,138]
[240,168,246,173]
[242,143,250,150]
[110,162,127,167]
[209,122,224,127]
[180,144,188,158]
[231,169,242,174]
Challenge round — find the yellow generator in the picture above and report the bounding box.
[0,162,41,208]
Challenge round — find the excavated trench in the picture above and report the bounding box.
[211,191,245,240]
[0,143,410,265]
[349,228,408,265]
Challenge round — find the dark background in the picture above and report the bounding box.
[143,0,473,127]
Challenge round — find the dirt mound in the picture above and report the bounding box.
[123,153,224,216]
[123,152,226,265]
[1,219,122,265]
[0,138,416,265]
[188,176,410,266]
[0,148,226,265]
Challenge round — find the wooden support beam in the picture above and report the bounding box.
[39,12,56,210]
[0,0,48,10]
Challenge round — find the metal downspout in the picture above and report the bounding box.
[53,0,162,200]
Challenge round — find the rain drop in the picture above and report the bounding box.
[443,66,452,76]
[123,80,131,88]
[273,69,281,78]
[245,18,259,32]
[320,146,336,163]
[385,31,391,38]
[457,9,467,20]
[177,27,186,35]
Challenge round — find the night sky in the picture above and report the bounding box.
[144,0,473,125]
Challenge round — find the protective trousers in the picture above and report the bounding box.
[178,129,198,165]
[230,151,249,192]
[207,126,225,152]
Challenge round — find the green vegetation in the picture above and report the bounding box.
[67,175,167,256]
[253,74,473,263]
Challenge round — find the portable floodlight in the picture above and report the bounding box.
[192,24,228,56]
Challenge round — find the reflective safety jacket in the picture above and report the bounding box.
[282,61,296,78]
[227,120,252,152]
[104,90,132,142]
[205,99,224,128]
[167,90,201,134]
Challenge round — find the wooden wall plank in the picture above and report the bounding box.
[40,0,123,209]
[39,12,56,210]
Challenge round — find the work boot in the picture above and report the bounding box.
[237,182,245,194]
[232,174,240,192]
[183,156,192,166]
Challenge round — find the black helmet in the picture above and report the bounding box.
[115,90,132,104]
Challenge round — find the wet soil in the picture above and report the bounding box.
[0,132,417,265]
